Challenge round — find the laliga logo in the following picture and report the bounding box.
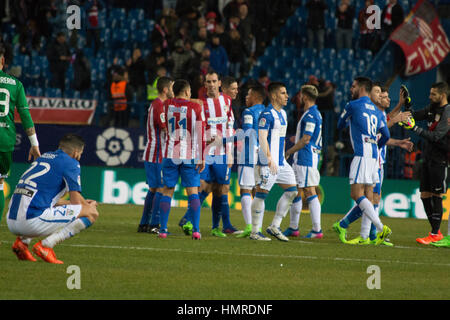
[96,128,134,166]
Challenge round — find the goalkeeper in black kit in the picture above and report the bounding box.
[400,82,450,247]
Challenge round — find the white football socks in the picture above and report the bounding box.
[42,217,92,248]
[308,195,321,232]
[251,196,265,234]
[357,197,383,232]
[271,190,297,228]
[241,193,252,226]
[289,197,302,229]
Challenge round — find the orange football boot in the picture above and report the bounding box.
[416,230,444,245]
[32,241,64,264]
[12,237,37,262]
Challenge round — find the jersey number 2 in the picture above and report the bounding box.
[18,162,51,188]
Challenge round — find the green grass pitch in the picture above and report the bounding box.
[1,204,449,300]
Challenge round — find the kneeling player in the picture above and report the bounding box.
[284,85,323,238]
[7,134,99,264]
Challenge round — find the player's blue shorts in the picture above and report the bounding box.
[162,158,201,188]
[201,155,230,185]
[144,161,164,189]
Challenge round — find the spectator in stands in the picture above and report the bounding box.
[214,23,231,51]
[47,31,71,96]
[191,15,207,39]
[335,0,354,51]
[257,70,270,92]
[0,34,13,68]
[170,39,194,79]
[273,0,295,25]
[84,0,105,56]
[18,20,41,56]
[308,75,335,111]
[237,4,253,53]
[205,11,218,34]
[145,43,172,78]
[151,15,170,55]
[126,48,147,102]
[187,47,210,80]
[147,65,168,102]
[35,1,57,41]
[225,29,248,79]
[381,0,404,42]
[358,0,377,52]
[110,67,133,127]
[72,49,92,94]
[175,0,202,21]
[207,33,229,77]
[291,89,304,122]
[192,26,208,54]
[191,73,206,99]
[305,0,328,51]
[161,7,179,38]
[251,0,272,57]
[223,0,247,21]
[174,21,191,47]
[227,16,240,31]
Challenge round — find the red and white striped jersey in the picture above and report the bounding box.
[162,98,206,160]
[202,93,235,156]
[143,98,166,163]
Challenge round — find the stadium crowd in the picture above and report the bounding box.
[0,0,412,123]
[0,0,439,180]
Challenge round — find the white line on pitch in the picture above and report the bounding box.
[60,243,450,267]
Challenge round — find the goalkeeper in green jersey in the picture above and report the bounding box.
[0,45,41,222]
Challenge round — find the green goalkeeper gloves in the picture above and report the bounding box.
[398,116,416,129]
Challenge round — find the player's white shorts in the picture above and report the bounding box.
[7,204,82,238]
[255,161,296,191]
[293,164,320,187]
[238,165,257,189]
[349,156,379,185]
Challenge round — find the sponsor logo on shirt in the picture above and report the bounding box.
[207,116,227,125]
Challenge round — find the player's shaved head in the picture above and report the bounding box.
[249,84,266,101]
[59,134,85,153]
[173,79,190,97]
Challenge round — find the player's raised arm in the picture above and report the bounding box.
[337,102,352,130]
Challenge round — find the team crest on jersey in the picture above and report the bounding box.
[160,112,166,123]
[259,118,266,127]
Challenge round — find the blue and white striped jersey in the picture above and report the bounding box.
[240,103,266,167]
[337,96,390,159]
[257,104,288,166]
[293,105,322,167]
[8,149,82,220]
[378,110,388,165]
